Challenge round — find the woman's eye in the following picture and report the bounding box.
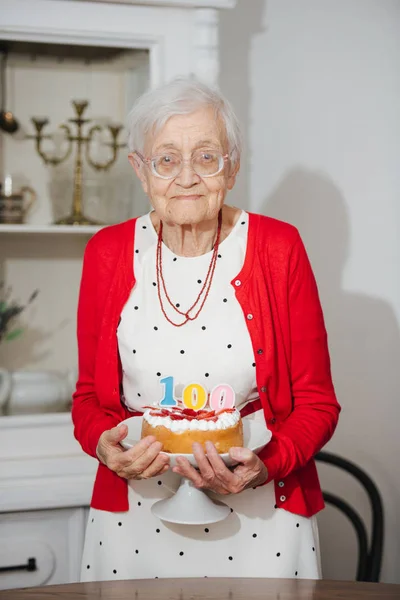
[161,155,178,165]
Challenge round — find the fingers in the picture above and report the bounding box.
[137,454,170,480]
[229,446,257,464]
[196,442,234,483]
[97,426,152,461]
[172,443,268,495]
[96,425,130,461]
[122,435,158,462]
[172,443,234,495]
[109,423,129,443]
[173,456,205,488]
[202,442,240,492]
[232,455,269,489]
[98,426,170,479]
[110,439,166,479]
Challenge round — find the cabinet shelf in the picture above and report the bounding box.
[0,224,102,234]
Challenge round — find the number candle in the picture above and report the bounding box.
[182,383,208,410]
[158,377,235,411]
[159,376,178,407]
[209,384,235,411]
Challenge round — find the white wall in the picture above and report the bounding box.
[220,0,400,584]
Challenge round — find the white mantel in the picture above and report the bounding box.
[0,413,97,512]
[0,0,236,86]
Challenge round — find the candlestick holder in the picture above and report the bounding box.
[28,100,124,225]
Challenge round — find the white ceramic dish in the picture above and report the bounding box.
[119,416,272,525]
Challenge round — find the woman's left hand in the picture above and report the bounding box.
[172,441,268,495]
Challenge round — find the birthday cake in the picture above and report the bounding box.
[141,406,243,454]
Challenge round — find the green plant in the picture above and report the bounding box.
[0,283,38,343]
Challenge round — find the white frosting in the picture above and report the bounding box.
[143,408,240,433]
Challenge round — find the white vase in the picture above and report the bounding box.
[0,368,76,416]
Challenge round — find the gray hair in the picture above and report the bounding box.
[127,77,242,166]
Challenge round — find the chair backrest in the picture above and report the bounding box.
[315,450,384,582]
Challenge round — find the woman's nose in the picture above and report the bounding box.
[174,162,201,187]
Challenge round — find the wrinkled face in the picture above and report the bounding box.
[129,107,239,226]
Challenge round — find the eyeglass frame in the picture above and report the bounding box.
[134,149,232,180]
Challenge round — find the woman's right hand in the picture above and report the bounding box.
[96,424,170,480]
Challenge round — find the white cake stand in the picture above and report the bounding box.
[120,417,272,525]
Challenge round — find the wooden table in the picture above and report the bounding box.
[1,578,399,599]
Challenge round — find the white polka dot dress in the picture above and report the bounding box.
[80,211,322,582]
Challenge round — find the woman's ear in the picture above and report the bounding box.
[128,153,149,194]
[227,159,240,191]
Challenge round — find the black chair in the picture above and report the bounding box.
[315,451,384,582]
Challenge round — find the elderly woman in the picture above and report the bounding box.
[73,77,340,582]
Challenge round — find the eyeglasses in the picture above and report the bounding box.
[135,149,230,180]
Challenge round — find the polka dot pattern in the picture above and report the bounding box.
[81,474,321,581]
[80,211,323,582]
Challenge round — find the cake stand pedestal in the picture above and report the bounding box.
[151,477,231,525]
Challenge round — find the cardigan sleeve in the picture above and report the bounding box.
[71,237,122,459]
[259,233,341,481]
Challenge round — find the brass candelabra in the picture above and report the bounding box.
[29,100,124,225]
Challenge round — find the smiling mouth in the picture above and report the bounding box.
[175,195,202,200]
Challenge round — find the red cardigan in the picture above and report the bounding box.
[72,212,340,517]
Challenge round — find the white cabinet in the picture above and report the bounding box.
[0,413,97,512]
[0,507,88,590]
[0,0,237,375]
[0,413,94,590]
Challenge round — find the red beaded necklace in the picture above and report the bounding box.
[156,210,222,327]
